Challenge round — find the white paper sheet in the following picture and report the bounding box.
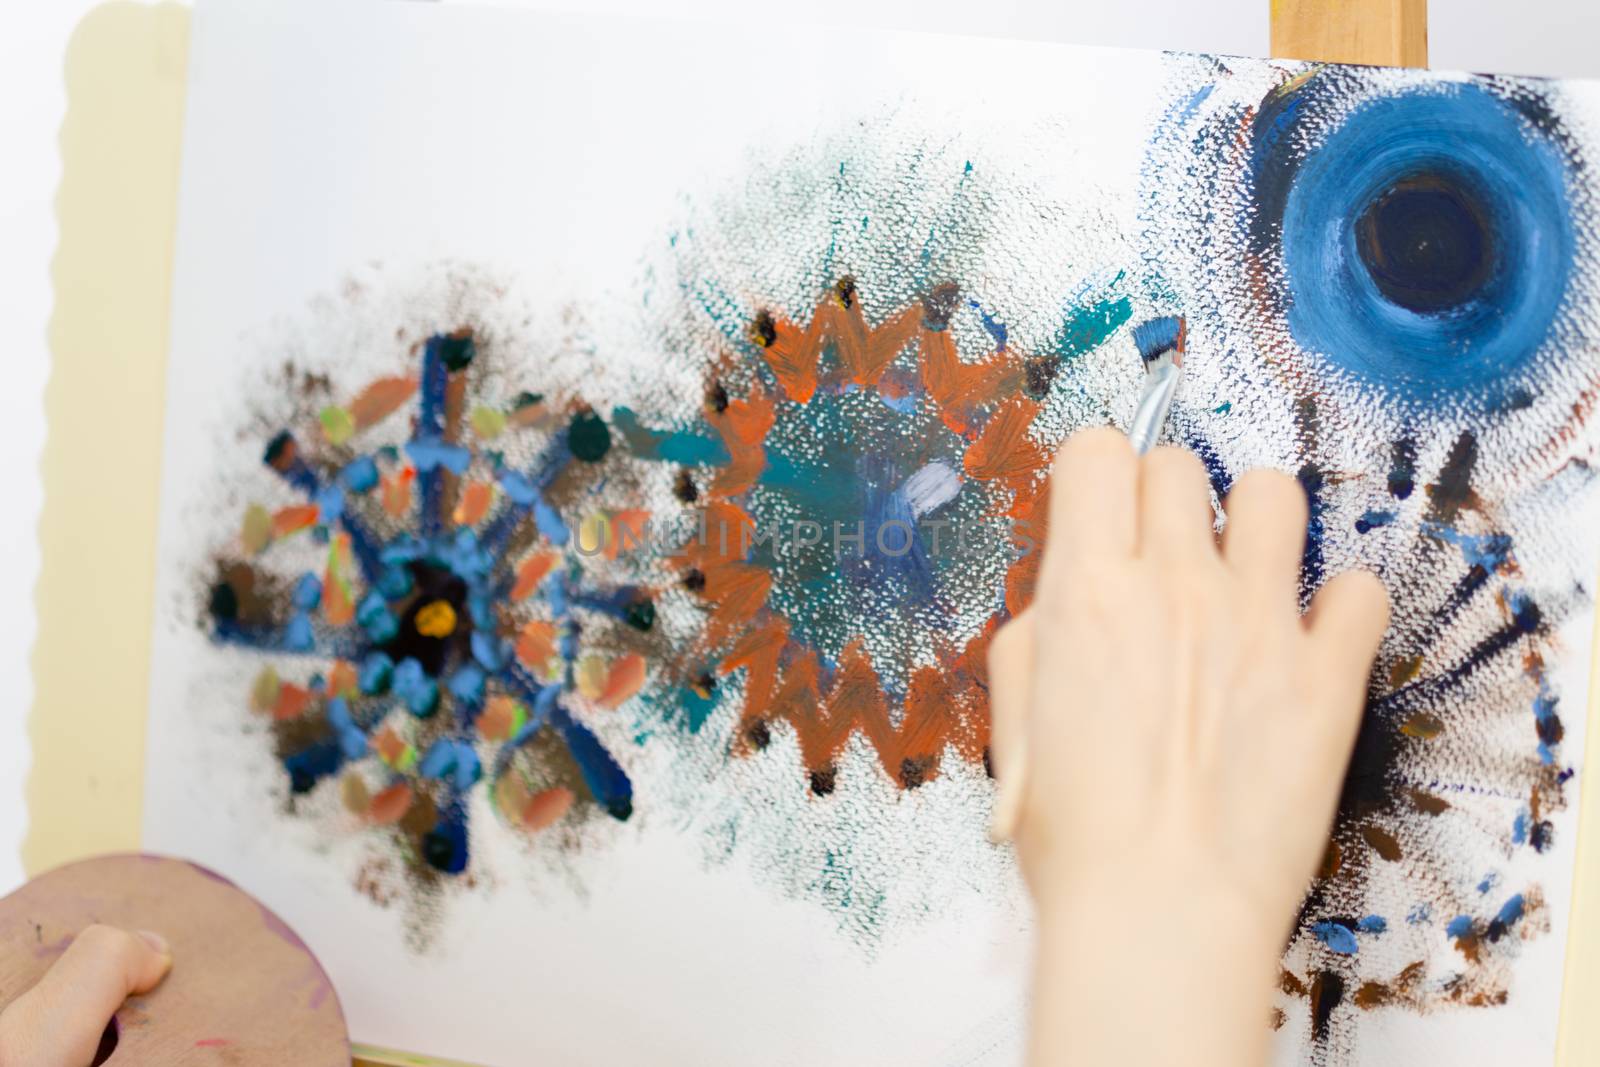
[144,2,1600,1063]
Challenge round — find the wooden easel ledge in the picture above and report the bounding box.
[1272,0,1427,68]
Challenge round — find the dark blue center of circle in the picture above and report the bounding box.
[1355,174,1497,314]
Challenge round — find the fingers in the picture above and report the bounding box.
[1137,446,1217,560]
[1042,427,1138,573]
[1307,569,1391,707]
[986,611,1035,843]
[1221,469,1308,605]
[0,924,173,1067]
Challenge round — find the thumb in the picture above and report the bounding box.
[0,924,173,1067]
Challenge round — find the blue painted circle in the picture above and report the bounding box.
[1270,83,1576,405]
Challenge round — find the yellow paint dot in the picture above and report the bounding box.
[319,405,356,446]
[575,654,607,699]
[414,599,458,638]
[470,405,507,440]
[249,665,281,714]
[241,504,273,555]
[340,772,371,814]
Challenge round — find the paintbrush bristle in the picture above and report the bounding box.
[1132,315,1186,371]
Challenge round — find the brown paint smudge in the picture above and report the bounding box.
[1362,825,1403,862]
[1316,839,1343,880]
[1388,653,1424,688]
[1280,970,1308,997]
[1400,711,1444,739]
[348,375,419,430]
[1410,789,1450,816]
[1425,431,1481,522]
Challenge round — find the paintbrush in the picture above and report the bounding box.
[988,315,1187,846]
[1127,315,1186,455]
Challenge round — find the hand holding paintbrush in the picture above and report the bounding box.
[987,313,1187,844]
[983,330,1389,1065]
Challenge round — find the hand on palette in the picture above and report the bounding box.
[0,925,172,1067]
[988,428,1389,1067]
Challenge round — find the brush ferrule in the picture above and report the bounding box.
[1128,362,1182,456]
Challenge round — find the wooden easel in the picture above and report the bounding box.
[1272,0,1427,67]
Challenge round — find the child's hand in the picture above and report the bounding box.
[0,924,172,1067]
[990,427,1388,1067]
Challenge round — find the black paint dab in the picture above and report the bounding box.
[421,826,463,873]
[623,597,656,632]
[1310,970,1344,1043]
[568,410,612,462]
[834,275,857,309]
[746,719,771,750]
[748,310,778,348]
[899,756,934,789]
[673,469,699,504]
[1427,431,1478,522]
[208,581,239,623]
[438,332,476,372]
[263,430,295,469]
[921,283,961,330]
[1388,436,1417,499]
[1024,356,1061,400]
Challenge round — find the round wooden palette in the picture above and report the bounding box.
[0,854,348,1065]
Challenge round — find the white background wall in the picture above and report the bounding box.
[2,0,1597,897]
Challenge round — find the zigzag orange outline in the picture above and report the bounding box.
[680,278,1053,792]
